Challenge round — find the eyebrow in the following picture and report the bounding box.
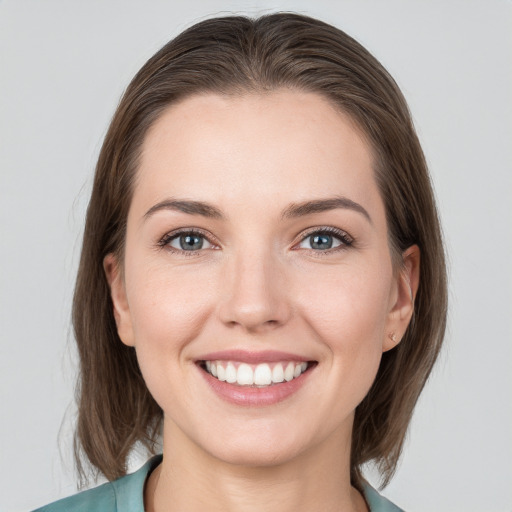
[281,196,372,223]
[144,199,224,220]
[143,195,371,224]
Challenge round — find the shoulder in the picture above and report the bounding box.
[32,455,163,512]
[32,482,116,512]
[362,483,405,512]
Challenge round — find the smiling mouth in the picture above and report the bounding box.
[199,360,316,387]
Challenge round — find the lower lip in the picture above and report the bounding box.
[198,365,314,407]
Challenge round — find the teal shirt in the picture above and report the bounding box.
[33,455,404,512]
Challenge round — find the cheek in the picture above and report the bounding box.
[294,261,392,397]
[123,262,215,397]
[297,260,392,340]
[127,260,214,344]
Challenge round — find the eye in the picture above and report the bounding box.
[297,228,353,251]
[161,230,215,252]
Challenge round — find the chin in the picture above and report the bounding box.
[194,419,320,468]
[208,441,303,468]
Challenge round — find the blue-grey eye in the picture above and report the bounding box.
[169,233,212,251]
[298,232,344,250]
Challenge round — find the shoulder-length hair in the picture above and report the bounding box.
[73,12,447,488]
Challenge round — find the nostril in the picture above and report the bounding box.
[222,314,285,332]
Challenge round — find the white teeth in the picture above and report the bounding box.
[284,362,295,382]
[205,360,310,386]
[237,363,254,385]
[225,362,237,383]
[254,363,272,386]
[217,364,226,381]
[272,363,285,383]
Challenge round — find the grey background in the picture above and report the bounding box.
[1,1,511,511]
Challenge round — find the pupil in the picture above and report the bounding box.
[311,234,332,250]
[180,234,203,250]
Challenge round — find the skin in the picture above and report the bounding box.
[104,90,420,512]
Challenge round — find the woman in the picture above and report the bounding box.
[34,12,447,512]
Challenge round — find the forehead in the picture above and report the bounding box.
[134,90,382,220]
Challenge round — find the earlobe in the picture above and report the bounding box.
[103,253,135,347]
[383,245,420,352]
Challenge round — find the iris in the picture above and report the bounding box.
[309,234,333,250]
[179,234,203,250]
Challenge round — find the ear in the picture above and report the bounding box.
[383,245,420,352]
[103,253,135,347]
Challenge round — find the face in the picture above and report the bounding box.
[105,90,417,467]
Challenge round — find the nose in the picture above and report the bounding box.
[217,249,291,333]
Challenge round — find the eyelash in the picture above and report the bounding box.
[295,226,354,254]
[157,228,218,257]
[157,226,354,256]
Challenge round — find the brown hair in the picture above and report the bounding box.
[73,12,447,488]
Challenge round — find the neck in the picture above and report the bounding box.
[145,420,368,512]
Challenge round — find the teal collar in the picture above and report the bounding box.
[111,454,163,512]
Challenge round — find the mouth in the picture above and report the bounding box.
[198,360,316,387]
[195,350,317,406]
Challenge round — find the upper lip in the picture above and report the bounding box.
[197,350,313,364]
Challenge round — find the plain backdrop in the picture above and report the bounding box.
[1,1,511,511]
